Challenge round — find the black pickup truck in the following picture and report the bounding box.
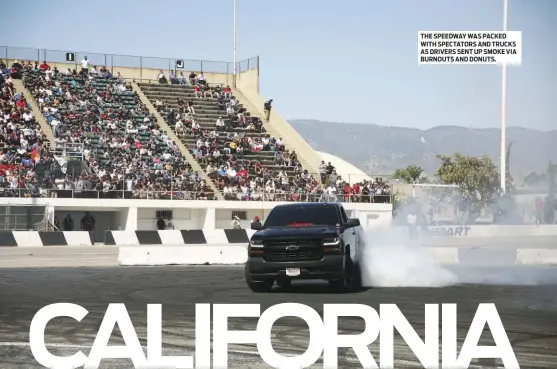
[245,202,364,292]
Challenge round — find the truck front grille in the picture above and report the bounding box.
[263,239,323,262]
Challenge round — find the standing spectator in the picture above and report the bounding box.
[231,215,241,229]
[251,215,262,229]
[157,217,166,230]
[81,212,96,244]
[81,56,89,75]
[263,99,273,121]
[63,214,74,231]
[407,210,417,239]
[535,197,543,226]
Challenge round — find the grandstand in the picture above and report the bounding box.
[0,47,392,205]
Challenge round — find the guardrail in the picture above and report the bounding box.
[1,45,258,74]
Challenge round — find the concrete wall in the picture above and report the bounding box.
[1,198,393,232]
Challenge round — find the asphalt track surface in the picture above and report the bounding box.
[0,248,556,368]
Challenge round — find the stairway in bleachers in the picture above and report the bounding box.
[137,83,304,192]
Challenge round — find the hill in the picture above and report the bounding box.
[289,119,557,180]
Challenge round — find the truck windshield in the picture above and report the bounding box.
[264,206,339,227]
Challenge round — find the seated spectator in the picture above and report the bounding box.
[157,70,167,84]
[194,84,201,99]
[39,61,50,72]
[178,72,187,85]
[169,71,178,85]
[196,72,206,86]
[223,85,232,98]
[188,72,197,85]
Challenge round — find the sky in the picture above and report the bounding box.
[1,0,555,130]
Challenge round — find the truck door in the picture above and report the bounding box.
[340,207,357,263]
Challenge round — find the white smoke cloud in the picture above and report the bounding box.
[360,227,458,288]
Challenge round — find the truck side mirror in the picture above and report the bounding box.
[251,223,262,230]
[346,218,360,228]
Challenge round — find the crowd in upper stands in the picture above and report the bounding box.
[1,57,391,202]
[19,58,214,199]
[0,59,50,198]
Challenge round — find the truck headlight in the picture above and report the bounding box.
[323,237,340,246]
[250,239,263,248]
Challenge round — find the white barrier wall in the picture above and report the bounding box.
[0,198,393,231]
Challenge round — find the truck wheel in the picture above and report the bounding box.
[331,256,362,292]
[245,265,273,293]
[349,263,362,291]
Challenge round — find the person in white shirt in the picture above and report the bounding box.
[197,72,206,85]
[227,167,237,178]
[81,56,89,74]
[407,211,418,239]
[22,111,33,122]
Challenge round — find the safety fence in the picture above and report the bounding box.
[0,188,392,204]
[1,45,258,75]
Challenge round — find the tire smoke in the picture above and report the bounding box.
[360,227,459,288]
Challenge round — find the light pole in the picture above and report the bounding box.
[233,0,237,88]
[500,0,508,193]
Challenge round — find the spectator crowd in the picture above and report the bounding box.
[1,59,391,203]
[153,70,392,203]
[2,58,212,199]
[0,59,50,197]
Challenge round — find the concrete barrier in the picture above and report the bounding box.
[516,249,557,265]
[118,245,247,266]
[416,225,557,238]
[105,229,256,245]
[117,245,557,266]
[0,231,93,247]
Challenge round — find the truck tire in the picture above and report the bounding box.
[245,264,273,292]
[330,254,362,292]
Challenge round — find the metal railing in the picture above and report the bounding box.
[0,188,392,203]
[0,45,258,75]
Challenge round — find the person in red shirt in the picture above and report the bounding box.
[352,183,361,203]
[343,184,352,202]
[194,84,201,98]
[237,167,249,179]
[16,98,27,109]
[39,61,50,71]
[223,85,232,98]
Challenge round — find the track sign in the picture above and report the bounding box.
[176,59,184,69]
[65,52,75,62]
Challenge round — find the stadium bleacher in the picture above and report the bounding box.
[1,54,391,203]
[0,63,50,198]
[21,64,215,200]
[138,82,391,202]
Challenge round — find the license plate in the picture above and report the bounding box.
[286,268,300,276]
